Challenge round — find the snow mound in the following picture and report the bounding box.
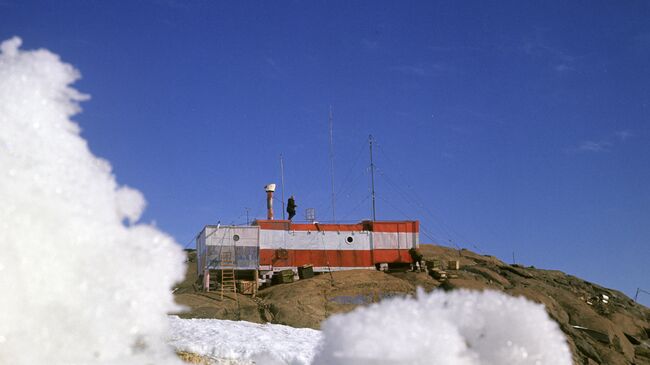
[168,316,321,365]
[0,37,185,364]
[312,289,572,365]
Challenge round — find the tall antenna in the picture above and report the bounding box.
[636,288,650,302]
[328,106,336,223]
[280,154,286,220]
[369,134,377,221]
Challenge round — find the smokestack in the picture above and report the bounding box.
[265,184,276,220]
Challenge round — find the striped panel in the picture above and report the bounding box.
[259,229,371,250]
[373,249,412,263]
[259,248,413,267]
[197,221,419,272]
[206,246,258,270]
[256,220,365,232]
[369,221,419,233]
[199,226,260,270]
[371,232,417,249]
[255,220,419,233]
[204,226,259,247]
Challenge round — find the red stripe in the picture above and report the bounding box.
[367,221,419,233]
[372,249,411,263]
[291,223,365,232]
[255,220,364,232]
[254,220,419,233]
[255,220,292,230]
[259,249,413,267]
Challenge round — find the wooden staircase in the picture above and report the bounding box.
[219,250,237,299]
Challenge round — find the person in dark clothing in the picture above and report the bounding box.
[287,195,297,220]
[408,247,423,271]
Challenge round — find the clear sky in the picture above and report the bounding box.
[2,1,649,305]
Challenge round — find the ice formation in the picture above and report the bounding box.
[0,37,186,365]
[311,289,572,365]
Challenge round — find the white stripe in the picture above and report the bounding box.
[204,226,259,247]
[259,229,371,250]
[371,232,417,249]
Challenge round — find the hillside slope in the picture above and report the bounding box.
[173,246,650,364]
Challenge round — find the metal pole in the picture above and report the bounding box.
[369,134,376,221]
[280,154,286,220]
[635,288,650,302]
[266,190,274,220]
[328,106,336,223]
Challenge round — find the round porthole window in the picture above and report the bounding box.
[233,234,240,242]
[346,236,354,244]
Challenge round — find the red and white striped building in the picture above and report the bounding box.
[196,219,419,279]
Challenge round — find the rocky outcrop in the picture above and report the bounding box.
[175,247,650,364]
[417,245,650,365]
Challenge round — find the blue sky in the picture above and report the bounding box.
[2,1,649,305]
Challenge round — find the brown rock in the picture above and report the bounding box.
[174,246,650,364]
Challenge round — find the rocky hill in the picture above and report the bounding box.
[173,245,650,365]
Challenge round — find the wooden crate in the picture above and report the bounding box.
[237,280,257,295]
[272,269,294,284]
[426,259,443,270]
[447,260,460,270]
[298,265,314,279]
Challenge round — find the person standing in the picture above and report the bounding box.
[287,195,297,220]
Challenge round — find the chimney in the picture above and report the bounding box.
[265,184,276,220]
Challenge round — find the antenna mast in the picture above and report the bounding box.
[328,106,336,223]
[369,134,377,221]
[280,154,286,220]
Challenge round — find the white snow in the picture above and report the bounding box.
[168,316,321,365]
[312,289,572,365]
[167,289,571,365]
[0,37,186,365]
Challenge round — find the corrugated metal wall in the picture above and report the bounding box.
[197,226,259,270]
[197,221,419,272]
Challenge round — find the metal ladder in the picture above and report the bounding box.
[220,250,237,299]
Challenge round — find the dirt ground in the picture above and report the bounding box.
[174,247,650,365]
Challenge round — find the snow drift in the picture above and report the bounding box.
[0,37,186,365]
[312,289,572,365]
[168,316,321,365]
[166,289,572,365]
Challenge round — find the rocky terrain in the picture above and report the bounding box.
[173,245,650,365]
